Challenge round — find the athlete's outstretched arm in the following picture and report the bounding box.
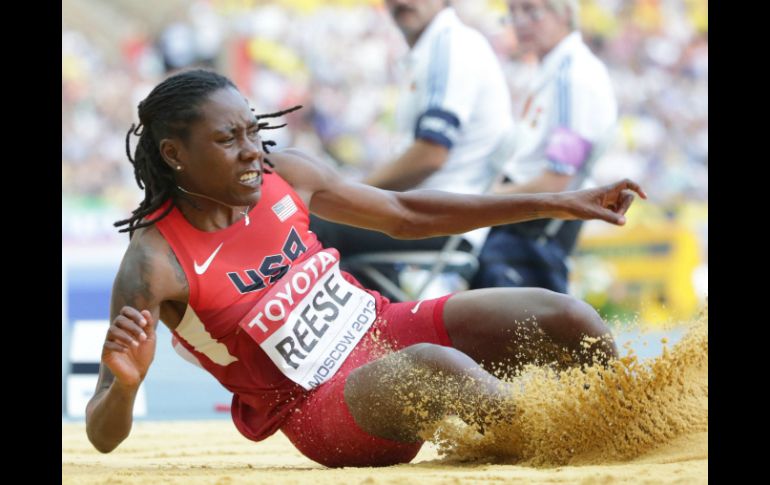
[272,149,647,239]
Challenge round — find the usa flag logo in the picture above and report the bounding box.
[272,194,298,222]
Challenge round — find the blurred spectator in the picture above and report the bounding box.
[472,0,618,294]
[310,0,515,286]
[62,0,707,249]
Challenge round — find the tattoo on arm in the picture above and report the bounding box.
[168,247,189,294]
[116,244,153,309]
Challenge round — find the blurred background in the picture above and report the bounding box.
[62,0,707,419]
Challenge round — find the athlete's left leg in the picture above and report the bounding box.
[442,288,618,373]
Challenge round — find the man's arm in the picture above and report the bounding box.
[498,61,618,196]
[363,139,449,191]
[85,228,182,453]
[494,125,595,196]
[272,149,645,240]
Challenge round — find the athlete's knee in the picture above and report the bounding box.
[559,297,618,361]
[561,297,607,335]
[532,288,594,326]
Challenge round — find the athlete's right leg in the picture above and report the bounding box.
[280,295,464,467]
[344,342,515,442]
[281,296,515,465]
[343,287,618,443]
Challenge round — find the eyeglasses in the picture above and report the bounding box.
[508,3,548,25]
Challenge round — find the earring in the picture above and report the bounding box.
[175,166,182,171]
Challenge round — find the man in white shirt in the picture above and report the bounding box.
[311,0,514,287]
[472,0,618,293]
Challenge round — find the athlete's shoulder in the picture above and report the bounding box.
[116,223,186,305]
[268,148,339,193]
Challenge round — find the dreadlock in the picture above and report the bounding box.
[115,69,302,234]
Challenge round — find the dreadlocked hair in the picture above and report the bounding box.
[114,69,302,234]
[251,104,303,169]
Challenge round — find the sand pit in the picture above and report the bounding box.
[64,316,707,484]
[62,421,706,484]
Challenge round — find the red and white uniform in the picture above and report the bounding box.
[152,172,386,439]
[152,172,453,467]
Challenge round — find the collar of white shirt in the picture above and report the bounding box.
[409,7,460,59]
[539,30,583,80]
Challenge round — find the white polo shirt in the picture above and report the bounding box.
[502,31,617,188]
[393,7,514,248]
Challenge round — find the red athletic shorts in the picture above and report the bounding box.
[280,294,454,467]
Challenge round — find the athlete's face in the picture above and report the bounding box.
[386,0,446,46]
[508,0,571,59]
[169,87,266,207]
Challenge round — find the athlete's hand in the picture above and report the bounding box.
[101,307,157,389]
[555,179,647,225]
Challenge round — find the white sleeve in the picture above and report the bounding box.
[546,59,617,175]
[414,29,484,147]
[567,66,617,142]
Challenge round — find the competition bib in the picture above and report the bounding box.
[238,249,376,389]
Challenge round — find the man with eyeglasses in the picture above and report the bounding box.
[472,0,618,294]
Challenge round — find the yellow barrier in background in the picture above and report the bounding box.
[572,203,706,327]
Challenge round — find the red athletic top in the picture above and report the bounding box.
[150,172,385,441]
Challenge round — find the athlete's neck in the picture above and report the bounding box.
[176,185,253,229]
